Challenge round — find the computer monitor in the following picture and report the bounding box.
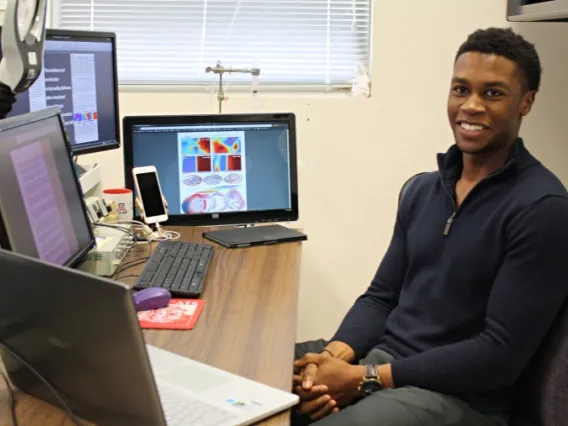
[0,28,120,155]
[0,107,95,267]
[123,113,299,226]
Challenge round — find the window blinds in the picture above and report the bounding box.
[52,0,371,87]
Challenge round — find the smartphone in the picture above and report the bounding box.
[132,166,168,224]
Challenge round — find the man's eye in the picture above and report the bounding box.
[486,89,503,97]
[452,86,468,94]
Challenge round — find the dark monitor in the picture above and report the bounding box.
[0,28,120,155]
[0,107,95,267]
[123,113,299,226]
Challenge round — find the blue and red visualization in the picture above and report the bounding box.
[212,137,241,154]
[182,137,211,155]
[181,136,242,174]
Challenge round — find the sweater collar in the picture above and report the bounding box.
[436,138,533,180]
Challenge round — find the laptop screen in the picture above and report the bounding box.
[0,111,94,266]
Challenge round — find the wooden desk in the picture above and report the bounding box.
[0,226,302,426]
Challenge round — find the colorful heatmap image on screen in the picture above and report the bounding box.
[212,137,241,154]
[181,137,211,155]
[177,131,247,215]
[182,156,196,173]
[228,155,242,171]
[197,156,212,172]
[212,155,227,172]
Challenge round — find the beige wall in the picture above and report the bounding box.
[77,1,568,341]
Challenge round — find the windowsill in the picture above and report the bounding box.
[121,83,358,93]
[118,84,372,100]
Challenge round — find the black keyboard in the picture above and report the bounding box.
[135,241,214,297]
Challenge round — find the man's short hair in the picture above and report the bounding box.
[456,27,542,92]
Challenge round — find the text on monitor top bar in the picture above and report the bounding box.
[136,124,277,131]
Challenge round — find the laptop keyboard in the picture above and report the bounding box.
[158,385,239,426]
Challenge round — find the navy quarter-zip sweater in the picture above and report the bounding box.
[332,139,568,412]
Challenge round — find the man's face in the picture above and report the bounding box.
[447,52,536,155]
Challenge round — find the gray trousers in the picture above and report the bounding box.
[292,340,508,426]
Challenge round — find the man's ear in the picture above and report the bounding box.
[520,90,536,117]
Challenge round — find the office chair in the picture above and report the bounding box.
[398,173,568,426]
[398,173,426,207]
[509,299,568,426]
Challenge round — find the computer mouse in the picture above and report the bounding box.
[133,287,172,312]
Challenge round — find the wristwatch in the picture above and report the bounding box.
[357,364,383,397]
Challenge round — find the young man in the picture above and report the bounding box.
[292,27,568,426]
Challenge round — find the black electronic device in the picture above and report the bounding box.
[0,107,95,267]
[203,224,307,249]
[135,241,215,297]
[123,113,299,227]
[132,165,169,225]
[0,27,121,155]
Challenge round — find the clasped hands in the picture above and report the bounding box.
[293,352,364,421]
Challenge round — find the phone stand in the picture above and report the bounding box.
[135,196,170,239]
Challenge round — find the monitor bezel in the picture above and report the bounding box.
[0,27,122,156]
[46,29,121,156]
[0,107,96,267]
[123,113,299,227]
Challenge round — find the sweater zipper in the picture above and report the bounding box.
[442,160,517,236]
[443,211,456,236]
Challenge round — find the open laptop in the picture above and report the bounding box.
[0,249,298,426]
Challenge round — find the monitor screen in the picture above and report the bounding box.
[123,113,299,226]
[0,28,120,155]
[0,108,95,267]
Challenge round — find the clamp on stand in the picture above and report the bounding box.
[205,61,260,113]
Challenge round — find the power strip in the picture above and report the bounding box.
[78,225,134,277]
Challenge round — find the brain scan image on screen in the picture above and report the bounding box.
[181,187,246,214]
[177,131,247,215]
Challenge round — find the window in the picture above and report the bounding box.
[51,0,372,88]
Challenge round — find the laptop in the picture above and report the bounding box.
[0,249,298,426]
[203,224,307,248]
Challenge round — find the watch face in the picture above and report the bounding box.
[362,380,382,396]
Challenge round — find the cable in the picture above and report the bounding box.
[107,220,180,242]
[105,220,181,243]
[0,370,17,426]
[107,219,148,228]
[153,223,180,241]
[113,237,153,278]
[0,344,83,426]
[112,257,149,280]
[94,222,137,242]
[114,275,140,281]
[118,257,150,271]
[106,220,153,240]
[106,224,155,279]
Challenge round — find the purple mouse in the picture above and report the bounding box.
[133,287,172,312]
